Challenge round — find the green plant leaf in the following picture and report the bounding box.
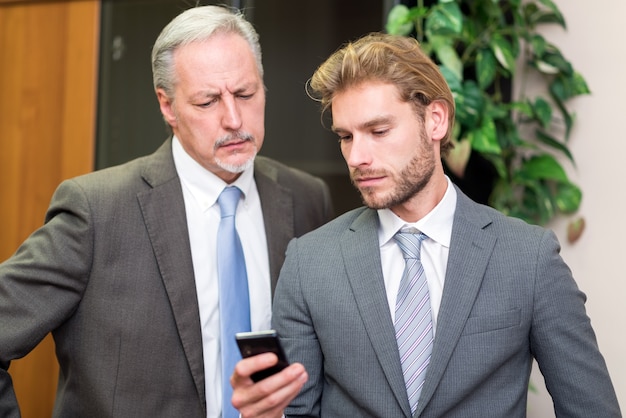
[439,65,462,92]
[425,2,463,37]
[535,130,575,164]
[385,5,414,36]
[522,2,564,29]
[550,72,590,101]
[469,116,500,154]
[529,34,547,58]
[528,182,556,225]
[489,179,515,213]
[488,104,525,152]
[535,0,566,27]
[533,46,573,75]
[571,71,591,95]
[550,74,588,139]
[534,61,559,75]
[510,100,533,118]
[476,48,497,89]
[489,102,512,120]
[435,43,463,81]
[455,81,484,128]
[555,182,582,213]
[490,34,517,75]
[531,97,552,128]
[532,12,566,26]
[517,155,568,182]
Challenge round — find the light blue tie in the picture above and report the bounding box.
[394,229,433,415]
[217,186,251,418]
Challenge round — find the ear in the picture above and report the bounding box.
[156,88,177,129]
[426,100,449,142]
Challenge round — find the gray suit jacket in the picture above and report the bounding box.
[0,139,333,417]
[273,186,620,417]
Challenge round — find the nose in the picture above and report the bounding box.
[342,135,372,168]
[221,96,242,131]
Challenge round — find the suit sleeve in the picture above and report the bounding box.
[530,229,621,416]
[294,174,334,236]
[273,238,323,418]
[0,179,93,415]
[318,179,334,225]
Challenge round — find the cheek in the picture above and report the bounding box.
[247,102,266,129]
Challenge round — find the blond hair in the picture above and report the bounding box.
[309,32,455,154]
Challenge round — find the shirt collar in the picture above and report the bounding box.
[172,135,255,211]
[378,176,457,248]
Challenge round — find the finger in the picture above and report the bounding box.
[234,363,307,417]
[232,352,279,384]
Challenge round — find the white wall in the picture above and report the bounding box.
[522,1,626,415]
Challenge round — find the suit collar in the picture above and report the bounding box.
[343,209,414,417]
[137,139,207,413]
[139,138,179,188]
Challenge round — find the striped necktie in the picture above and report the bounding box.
[393,229,433,414]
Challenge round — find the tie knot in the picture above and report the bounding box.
[218,186,242,218]
[394,229,427,260]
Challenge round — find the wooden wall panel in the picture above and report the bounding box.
[0,0,100,416]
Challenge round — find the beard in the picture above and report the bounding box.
[214,131,257,174]
[351,133,436,210]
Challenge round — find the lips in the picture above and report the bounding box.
[218,137,251,152]
[221,139,247,147]
[352,174,386,188]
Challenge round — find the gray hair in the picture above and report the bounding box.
[151,5,263,98]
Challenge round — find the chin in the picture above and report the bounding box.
[217,153,256,174]
[359,191,385,210]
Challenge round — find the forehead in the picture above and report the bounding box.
[173,32,261,87]
[331,82,406,127]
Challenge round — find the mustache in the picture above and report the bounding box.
[351,167,387,180]
[214,131,254,148]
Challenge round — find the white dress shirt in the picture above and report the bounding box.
[378,177,457,334]
[172,137,271,418]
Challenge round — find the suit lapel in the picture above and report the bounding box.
[254,159,294,295]
[415,190,496,416]
[136,140,206,412]
[342,209,413,417]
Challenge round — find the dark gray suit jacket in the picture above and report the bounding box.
[273,186,620,417]
[0,139,333,417]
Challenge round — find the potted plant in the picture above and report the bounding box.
[386,0,589,240]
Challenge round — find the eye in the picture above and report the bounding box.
[198,98,217,108]
[237,93,254,100]
[337,134,352,143]
[372,128,389,136]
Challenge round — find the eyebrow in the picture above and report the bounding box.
[189,82,259,101]
[332,114,395,133]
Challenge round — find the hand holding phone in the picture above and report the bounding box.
[235,330,290,382]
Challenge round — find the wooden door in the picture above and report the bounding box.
[0,0,100,416]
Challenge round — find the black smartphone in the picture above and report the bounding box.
[235,330,290,382]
